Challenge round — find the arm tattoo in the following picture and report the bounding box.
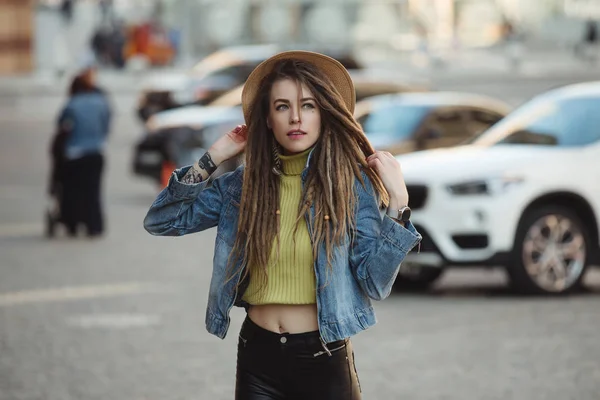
[180,166,205,184]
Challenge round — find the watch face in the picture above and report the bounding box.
[401,207,411,222]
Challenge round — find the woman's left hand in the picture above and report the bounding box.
[366,151,409,209]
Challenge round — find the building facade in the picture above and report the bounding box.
[14,0,597,76]
[0,0,34,74]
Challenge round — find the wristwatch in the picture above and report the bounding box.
[387,206,411,223]
[197,151,218,175]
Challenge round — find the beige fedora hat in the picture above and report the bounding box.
[241,50,356,125]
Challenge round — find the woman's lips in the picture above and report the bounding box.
[287,129,307,136]
[287,130,307,140]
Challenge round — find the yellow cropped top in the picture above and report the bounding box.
[242,148,316,305]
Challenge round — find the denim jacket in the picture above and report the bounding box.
[143,161,422,344]
[59,91,111,160]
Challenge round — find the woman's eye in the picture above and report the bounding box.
[276,104,288,111]
[302,103,315,109]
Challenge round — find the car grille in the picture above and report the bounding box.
[452,234,489,249]
[407,185,428,210]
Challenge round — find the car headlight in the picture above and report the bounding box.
[447,176,524,196]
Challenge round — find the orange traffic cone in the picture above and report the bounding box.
[160,161,176,188]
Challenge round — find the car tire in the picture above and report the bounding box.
[393,264,444,291]
[508,205,590,295]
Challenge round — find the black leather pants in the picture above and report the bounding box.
[235,316,362,400]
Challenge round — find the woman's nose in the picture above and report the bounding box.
[289,108,301,124]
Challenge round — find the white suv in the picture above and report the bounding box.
[398,82,600,294]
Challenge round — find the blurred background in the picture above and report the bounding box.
[1,0,600,399]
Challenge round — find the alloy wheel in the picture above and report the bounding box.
[522,214,586,293]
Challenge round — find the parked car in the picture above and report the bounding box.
[132,104,244,187]
[355,92,511,155]
[398,82,600,294]
[134,75,429,186]
[136,44,364,122]
[136,45,275,122]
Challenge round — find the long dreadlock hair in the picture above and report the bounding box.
[227,59,389,291]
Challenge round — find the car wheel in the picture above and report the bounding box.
[508,205,590,295]
[394,263,444,291]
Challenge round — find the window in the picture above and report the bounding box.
[204,65,246,86]
[473,96,600,147]
[465,109,504,136]
[472,110,504,125]
[420,108,469,140]
[358,104,429,139]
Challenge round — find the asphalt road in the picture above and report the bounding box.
[1,69,600,400]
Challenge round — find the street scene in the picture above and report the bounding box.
[2,1,600,399]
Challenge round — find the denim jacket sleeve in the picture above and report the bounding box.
[143,165,242,236]
[349,172,422,301]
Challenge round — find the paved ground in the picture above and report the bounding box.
[1,63,600,400]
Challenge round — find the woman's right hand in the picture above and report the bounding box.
[208,125,248,166]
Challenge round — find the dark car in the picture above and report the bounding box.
[133,105,244,187]
[355,92,511,154]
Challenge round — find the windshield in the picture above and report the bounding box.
[358,104,429,139]
[471,96,600,147]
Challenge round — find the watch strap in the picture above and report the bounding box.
[386,207,399,220]
[197,151,217,175]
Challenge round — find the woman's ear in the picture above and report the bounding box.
[266,117,272,130]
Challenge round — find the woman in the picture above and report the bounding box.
[58,67,111,237]
[144,51,421,399]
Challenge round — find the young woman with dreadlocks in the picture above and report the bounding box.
[144,51,421,399]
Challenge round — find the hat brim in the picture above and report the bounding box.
[241,51,355,126]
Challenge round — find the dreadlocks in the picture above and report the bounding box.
[227,59,389,291]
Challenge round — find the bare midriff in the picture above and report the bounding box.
[247,304,319,334]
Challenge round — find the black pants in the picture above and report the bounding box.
[61,153,104,236]
[235,316,361,400]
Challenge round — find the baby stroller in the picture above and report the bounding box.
[45,127,69,238]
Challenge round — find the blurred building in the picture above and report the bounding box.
[4,0,598,77]
[0,0,34,74]
[156,0,597,57]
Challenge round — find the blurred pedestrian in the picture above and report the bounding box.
[579,19,598,62]
[144,51,421,398]
[60,0,73,24]
[55,65,111,237]
[414,18,431,65]
[91,27,112,67]
[99,0,113,23]
[501,18,524,70]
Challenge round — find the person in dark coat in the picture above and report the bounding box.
[54,67,112,237]
[585,19,598,44]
